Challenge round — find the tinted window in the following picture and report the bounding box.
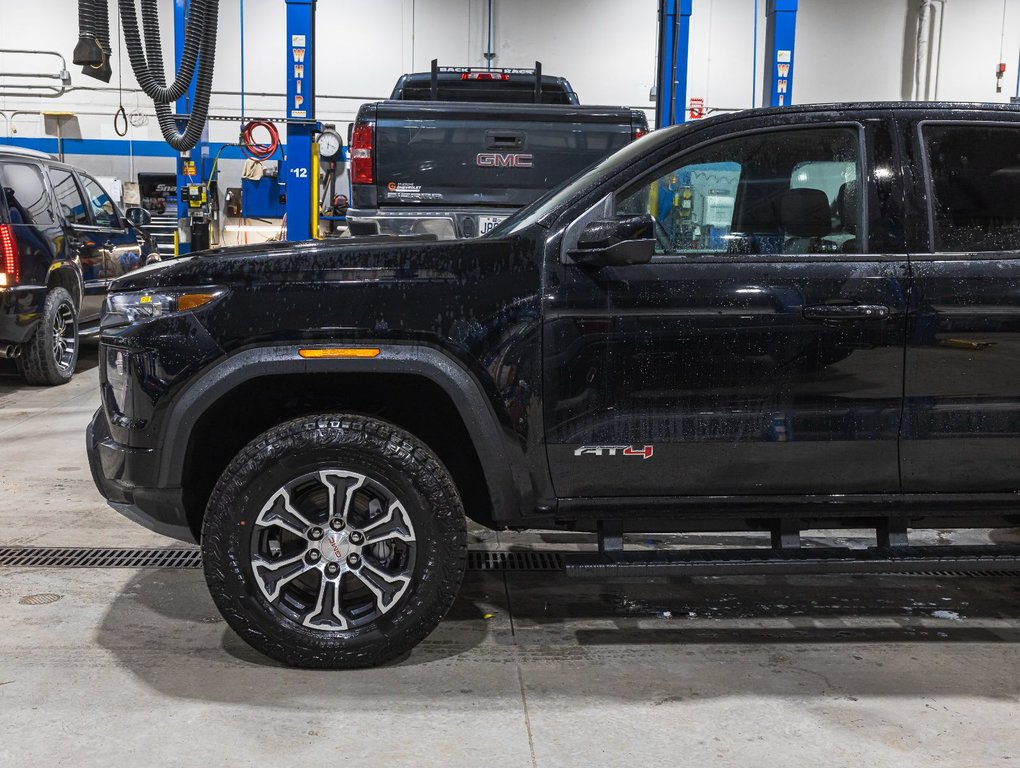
[0,163,55,225]
[49,168,89,226]
[79,174,119,228]
[924,124,1020,252]
[617,127,862,257]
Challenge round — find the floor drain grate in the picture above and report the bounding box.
[0,547,565,572]
[1,547,1015,577]
[0,547,203,569]
[19,593,62,605]
[467,550,565,572]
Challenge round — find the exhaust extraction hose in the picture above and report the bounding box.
[74,0,113,82]
[73,0,102,65]
[119,0,208,104]
[116,0,220,151]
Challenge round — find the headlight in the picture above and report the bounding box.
[103,287,227,325]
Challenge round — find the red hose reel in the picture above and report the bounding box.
[240,119,280,161]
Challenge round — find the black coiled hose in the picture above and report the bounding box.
[90,0,113,82]
[119,0,207,104]
[116,0,220,151]
[74,0,101,65]
[74,0,111,81]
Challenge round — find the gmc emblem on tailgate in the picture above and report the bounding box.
[476,152,534,168]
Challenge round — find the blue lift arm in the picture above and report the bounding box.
[655,0,693,129]
[285,0,317,241]
[762,0,798,107]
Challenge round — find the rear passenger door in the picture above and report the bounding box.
[902,120,1020,492]
[47,167,100,320]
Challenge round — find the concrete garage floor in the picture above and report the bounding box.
[2,348,1020,767]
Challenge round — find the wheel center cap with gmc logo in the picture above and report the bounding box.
[319,531,349,563]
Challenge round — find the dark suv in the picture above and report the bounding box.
[0,146,154,384]
[88,103,1020,668]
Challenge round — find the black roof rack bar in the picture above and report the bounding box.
[534,61,542,104]
[430,58,438,100]
[435,65,539,75]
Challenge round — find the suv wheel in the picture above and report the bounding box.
[18,287,78,385]
[202,414,468,668]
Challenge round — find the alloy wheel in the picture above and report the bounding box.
[249,469,417,631]
[51,301,76,372]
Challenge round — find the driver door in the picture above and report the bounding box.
[543,118,909,499]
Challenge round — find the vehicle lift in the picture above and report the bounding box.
[655,0,799,128]
[173,0,319,254]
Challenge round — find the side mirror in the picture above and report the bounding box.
[568,214,656,267]
[124,207,151,228]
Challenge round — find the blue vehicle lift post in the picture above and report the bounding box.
[174,0,210,255]
[762,0,798,107]
[285,0,318,241]
[655,0,693,129]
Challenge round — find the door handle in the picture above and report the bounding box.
[485,129,525,149]
[803,304,890,321]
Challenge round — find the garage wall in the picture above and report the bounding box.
[1,0,1020,210]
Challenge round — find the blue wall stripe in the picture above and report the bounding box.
[0,137,281,161]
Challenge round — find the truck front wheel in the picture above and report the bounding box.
[202,413,467,668]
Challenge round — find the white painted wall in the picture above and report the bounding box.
[2,0,1020,218]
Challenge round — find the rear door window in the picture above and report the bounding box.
[923,123,1020,251]
[48,168,89,226]
[0,162,55,226]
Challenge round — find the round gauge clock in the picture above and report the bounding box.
[317,129,343,161]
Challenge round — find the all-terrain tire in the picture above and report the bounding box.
[202,413,468,669]
[17,287,78,386]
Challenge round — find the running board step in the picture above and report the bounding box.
[563,545,1020,579]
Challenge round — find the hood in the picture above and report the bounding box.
[107,234,500,292]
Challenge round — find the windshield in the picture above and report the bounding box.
[484,126,681,238]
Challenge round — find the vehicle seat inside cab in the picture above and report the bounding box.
[832,180,859,253]
[780,187,832,253]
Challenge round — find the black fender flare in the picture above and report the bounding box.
[156,343,530,521]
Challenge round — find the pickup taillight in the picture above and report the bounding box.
[0,224,19,287]
[351,120,375,185]
[632,127,648,142]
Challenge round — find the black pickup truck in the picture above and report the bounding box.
[346,63,648,239]
[89,103,1020,668]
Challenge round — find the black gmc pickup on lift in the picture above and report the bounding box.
[89,103,1020,668]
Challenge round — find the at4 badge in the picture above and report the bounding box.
[574,445,654,460]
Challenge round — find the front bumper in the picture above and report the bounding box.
[346,207,514,239]
[86,408,196,543]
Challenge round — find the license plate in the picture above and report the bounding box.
[478,215,506,235]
